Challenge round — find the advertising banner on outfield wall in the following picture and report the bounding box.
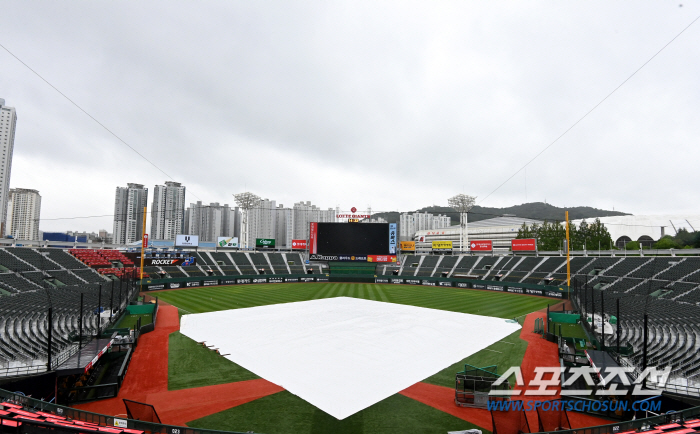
[432,241,453,250]
[217,237,239,248]
[291,239,307,249]
[367,255,397,263]
[256,238,275,248]
[175,234,199,247]
[512,238,537,251]
[400,241,415,251]
[469,240,492,251]
[145,257,196,267]
[389,223,397,254]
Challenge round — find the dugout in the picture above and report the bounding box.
[455,364,510,409]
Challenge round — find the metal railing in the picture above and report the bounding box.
[0,388,256,434]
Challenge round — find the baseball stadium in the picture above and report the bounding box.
[2,220,700,434]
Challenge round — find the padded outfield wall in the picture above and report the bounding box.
[139,274,568,299]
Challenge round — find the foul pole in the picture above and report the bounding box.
[140,206,147,281]
[566,210,571,288]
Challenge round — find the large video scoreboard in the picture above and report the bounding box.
[309,222,397,262]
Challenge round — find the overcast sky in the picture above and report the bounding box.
[2,1,699,233]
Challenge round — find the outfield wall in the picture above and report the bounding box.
[139,274,568,299]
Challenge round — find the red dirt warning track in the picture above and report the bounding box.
[75,304,283,425]
[401,304,613,431]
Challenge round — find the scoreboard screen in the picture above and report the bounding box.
[312,223,391,256]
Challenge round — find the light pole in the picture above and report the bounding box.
[233,192,262,250]
[448,194,476,254]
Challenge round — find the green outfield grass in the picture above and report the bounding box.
[155,283,556,434]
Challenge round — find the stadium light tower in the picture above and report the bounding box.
[448,194,476,253]
[233,192,262,249]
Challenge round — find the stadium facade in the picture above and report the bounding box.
[414,216,542,252]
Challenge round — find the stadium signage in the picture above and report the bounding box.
[253,278,268,283]
[527,289,543,296]
[367,255,397,263]
[284,277,299,282]
[400,241,415,251]
[421,280,436,286]
[310,254,338,261]
[338,255,368,262]
[237,278,251,284]
[375,278,389,283]
[217,237,239,248]
[336,214,371,219]
[439,281,453,287]
[269,277,283,283]
[432,241,453,250]
[175,234,199,247]
[221,279,237,285]
[507,287,524,294]
[300,277,315,282]
[256,238,275,248]
[291,239,307,249]
[114,419,128,429]
[389,223,397,254]
[316,276,329,282]
[186,281,200,287]
[545,291,563,298]
[472,283,486,289]
[391,278,404,284]
[203,280,218,286]
[469,240,492,251]
[142,234,148,249]
[512,238,537,251]
[148,284,165,290]
[405,279,421,285]
[168,283,181,289]
[147,258,196,266]
[456,282,469,288]
[487,285,504,291]
[309,222,318,254]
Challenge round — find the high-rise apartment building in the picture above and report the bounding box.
[399,212,451,240]
[113,183,148,244]
[6,188,41,240]
[0,99,17,236]
[185,201,239,242]
[151,181,186,240]
[275,204,293,249]
[292,201,335,241]
[247,198,277,243]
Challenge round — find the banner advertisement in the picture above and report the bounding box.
[310,254,338,261]
[389,223,397,254]
[175,234,199,247]
[291,239,307,249]
[367,255,397,263]
[256,238,275,248]
[512,238,537,251]
[469,240,492,251]
[217,237,239,248]
[337,255,368,262]
[309,222,318,254]
[145,257,195,266]
[142,234,148,249]
[432,241,453,250]
[400,241,416,251]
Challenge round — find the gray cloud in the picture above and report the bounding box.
[1,1,699,233]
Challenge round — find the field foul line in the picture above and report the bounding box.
[483,349,503,353]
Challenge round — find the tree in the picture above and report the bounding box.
[625,240,641,250]
[653,236,681,249]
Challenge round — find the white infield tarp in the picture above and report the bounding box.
[179,297,520,419]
